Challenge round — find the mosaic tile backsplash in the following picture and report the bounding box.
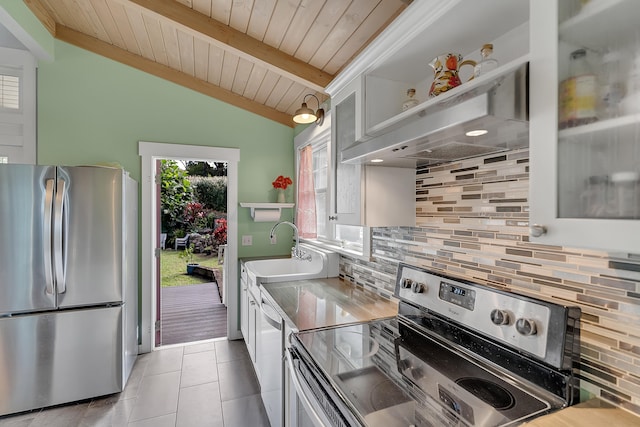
[338,148,640,416]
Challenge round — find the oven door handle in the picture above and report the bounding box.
[261,298,282,331]
[285,349,334,427]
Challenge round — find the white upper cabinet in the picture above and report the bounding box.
[330,77,415,228]
[324,0,531,229]
[331,77,365,226]
[529,0,640,253]
[326,0,530,145]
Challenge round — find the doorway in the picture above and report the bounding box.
[157,159,228,346]
[139,142,240,354]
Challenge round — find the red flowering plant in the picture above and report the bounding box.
[272,175,293,190]
[213,218,227,246]
[183,202,208,231]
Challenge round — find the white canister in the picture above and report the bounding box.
[610,171,640,218]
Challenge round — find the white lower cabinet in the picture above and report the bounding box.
[258,291,284,427]
[241,263,258,369]
[240,264,248,341]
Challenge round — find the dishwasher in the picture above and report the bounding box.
[258,288,285,427]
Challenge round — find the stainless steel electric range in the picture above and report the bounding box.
[286,263,581,427]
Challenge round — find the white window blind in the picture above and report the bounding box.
[0,156,8,163]
[0,73,19,110]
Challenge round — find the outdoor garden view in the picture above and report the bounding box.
[159,159,228,345]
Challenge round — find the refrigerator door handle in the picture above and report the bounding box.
[44,179,55,295]
[54,178,67,294]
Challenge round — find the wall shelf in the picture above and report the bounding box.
[240,202,294,222]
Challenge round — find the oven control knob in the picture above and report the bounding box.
[515,318,537,336]
[411,282,425,293]
[490,309,510,326]
[401,278,413,289]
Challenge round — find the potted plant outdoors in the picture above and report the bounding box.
[179,244,199,275]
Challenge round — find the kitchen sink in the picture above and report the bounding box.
[245,244,338,283]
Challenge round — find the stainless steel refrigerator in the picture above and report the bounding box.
[0,164,138,416]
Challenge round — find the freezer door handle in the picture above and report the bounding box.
[54,178,66,294]
[44,179,55,295]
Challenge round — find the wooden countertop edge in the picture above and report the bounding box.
[521,399,640,426]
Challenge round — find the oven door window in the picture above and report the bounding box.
[295,322,417,426]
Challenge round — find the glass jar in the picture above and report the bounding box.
[599,51,626,119]
[610,171,640,218]
[402,88,420,111]
[559,49,598,128]
[621,49,640,115]
[582,175,610,217]
[474,44,499,78]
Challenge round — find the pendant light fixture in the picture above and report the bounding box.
[293,94,325,125]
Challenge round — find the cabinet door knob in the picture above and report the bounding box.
[530,224,547,237]
[329,215,338,221]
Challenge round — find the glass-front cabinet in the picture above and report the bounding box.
[331,77,364,226]
[530,0,640,253]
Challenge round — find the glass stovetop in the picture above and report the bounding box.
[293,317,552,427]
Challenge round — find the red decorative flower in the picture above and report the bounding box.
[272,175,293,189]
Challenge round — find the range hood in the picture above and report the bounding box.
[341,60,529,168]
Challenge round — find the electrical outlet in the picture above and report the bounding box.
[242,235,253,246]
[270,235,277,244]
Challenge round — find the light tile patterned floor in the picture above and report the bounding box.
[0,339,270,427]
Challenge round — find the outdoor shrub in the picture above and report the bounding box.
[191,176,227,211]
[183,202,208,231]
[214,218,227,246]
[160,160,193,235]
[206,211,218,229]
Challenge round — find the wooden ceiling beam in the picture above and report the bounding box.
[127,0,333,93]
[23,0,56,36]
[55,24,294,127]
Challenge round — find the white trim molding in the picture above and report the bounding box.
[138,141,240,353]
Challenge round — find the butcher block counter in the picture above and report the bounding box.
[521,398,640,426]
[260,277,397,331]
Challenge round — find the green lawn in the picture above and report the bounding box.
[160,250,221,287]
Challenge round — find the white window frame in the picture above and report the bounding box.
[0,47,36,164]
[295,115,332,241]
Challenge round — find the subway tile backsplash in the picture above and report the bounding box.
[338,148,640,416]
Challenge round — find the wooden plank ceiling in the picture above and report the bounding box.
[25,0,408,126]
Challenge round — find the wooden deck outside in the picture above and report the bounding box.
[160,282,227,346]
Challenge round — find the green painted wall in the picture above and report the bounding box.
[36,39,296,257]
[0,1,54,59]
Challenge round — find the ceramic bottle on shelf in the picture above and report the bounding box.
[473,44,498,78]
[402,88,420,111]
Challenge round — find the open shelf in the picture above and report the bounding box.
[558,113,640,138]
[559,0,638,50]
[364,55,530,138]
[240,203,295,222]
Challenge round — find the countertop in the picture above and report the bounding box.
[261,277,640,426]
[521,398,640,426]
[260,277,398,331]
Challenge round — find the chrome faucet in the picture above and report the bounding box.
[269,221,312,261]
